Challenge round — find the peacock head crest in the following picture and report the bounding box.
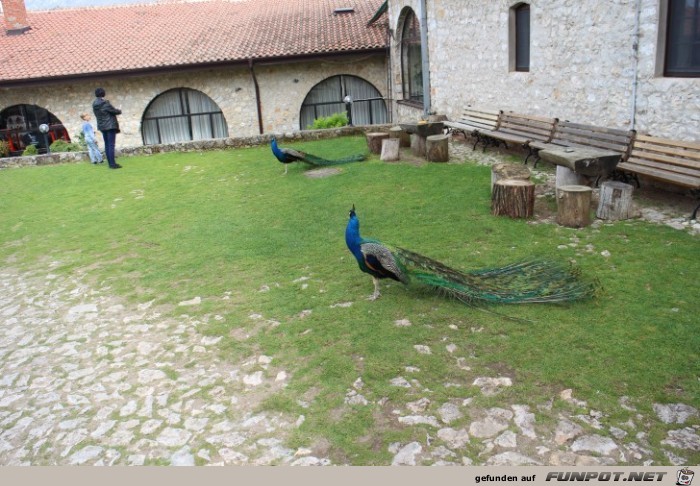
[349,204,356,218]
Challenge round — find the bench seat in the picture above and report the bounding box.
[616,134,700,219]
[444,107,500,150]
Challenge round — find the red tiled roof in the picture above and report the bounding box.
[0,0,388,84]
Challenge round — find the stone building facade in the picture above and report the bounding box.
[0,54,388,148]
[387,0,699,141]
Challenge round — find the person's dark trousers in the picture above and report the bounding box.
[102,129,118,167]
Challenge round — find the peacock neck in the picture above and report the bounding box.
[345,214,364,260]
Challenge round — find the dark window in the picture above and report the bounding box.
[299,75,387,129]
[401,9,423,102]
[515,4,530,72]
[665,0,700,76]
[141,88,228,145]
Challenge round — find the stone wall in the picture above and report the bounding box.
[0,54,388,150]
[388,0,699,141]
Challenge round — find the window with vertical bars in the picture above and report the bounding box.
[141,88,228,145]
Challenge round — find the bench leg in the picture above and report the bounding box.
[691,202,700,221]
[524,146,538,165]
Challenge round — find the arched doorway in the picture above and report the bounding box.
[0,104,69,155]
[300,75,387,130]
[141,88,229,145]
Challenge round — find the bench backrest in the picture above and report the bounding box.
[551,120,635,157]
[624,134,700,188]
[456,107,500,131]
[497,111,557,143]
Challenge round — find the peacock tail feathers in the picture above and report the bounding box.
[396,250,596,305]
[301,152,366,167]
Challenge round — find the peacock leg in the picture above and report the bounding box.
[368,277,381,301]
[284,164,288,175]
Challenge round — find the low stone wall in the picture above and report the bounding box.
[0,125,392,169]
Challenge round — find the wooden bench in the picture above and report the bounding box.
[443,107,500,150]
[616,134,700,219]
[479,111,557,154]
[528,120,635,166]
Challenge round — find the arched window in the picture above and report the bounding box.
[141,88,228,145]
[400,8,423,102]
[299,75,387,129]
[0,104,68,155]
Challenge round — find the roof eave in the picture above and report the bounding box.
[0,48,388,89]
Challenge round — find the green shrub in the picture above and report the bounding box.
[0,140,9,158]
[308,112,348,130]
[74,132,87,149]
[49,139,83,153]
[22,144,38,156]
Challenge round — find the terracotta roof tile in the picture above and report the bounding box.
[0,0,388,83]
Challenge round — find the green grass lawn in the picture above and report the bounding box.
[1,136,698,464]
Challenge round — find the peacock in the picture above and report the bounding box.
[271,137,366,174]
[345,205,595,308]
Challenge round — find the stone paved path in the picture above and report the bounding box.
[0,266,320,466]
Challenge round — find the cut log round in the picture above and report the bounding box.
[410,134,427,157]
[491,163,531,192]
[366,132,390,154]
[491,179,535,219]
[557,184,592,228]
[426,134,449,162]
[596,180,634,220]
[380,138,401,162]
[389,126,411,147]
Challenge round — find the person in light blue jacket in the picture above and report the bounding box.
[81,112,103,164]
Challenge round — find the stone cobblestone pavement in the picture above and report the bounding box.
[0,266,317,466]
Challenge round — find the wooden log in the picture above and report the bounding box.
[426,134,449,162]
[380,138,401,162]
[557,185,592,228]
[491,163,531,192]
[491,179,535,218]
[596,180,634,220]
[389,126,410,147]
[366,132,389,154]
[410,134,427,157]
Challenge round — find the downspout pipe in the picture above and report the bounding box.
[629,0,642,131]
[419,0,431,117]
[249,59,264,135]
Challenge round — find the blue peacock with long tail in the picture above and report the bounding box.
[345,205,595,307]
[271,137,366,174]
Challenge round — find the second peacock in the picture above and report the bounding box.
[345,205,595,307]
[271,137,366,174]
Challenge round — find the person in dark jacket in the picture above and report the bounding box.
[92,87,122,169]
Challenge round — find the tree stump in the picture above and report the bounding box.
[410,134,427,157]
[426,134,449,162]
[491,179,535,218]
[389,126,410,147]
[491,163,531,193]
[380,138,401,162]
[557,185,592,228]
[366,132,389,154]
[596,180,634,220]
